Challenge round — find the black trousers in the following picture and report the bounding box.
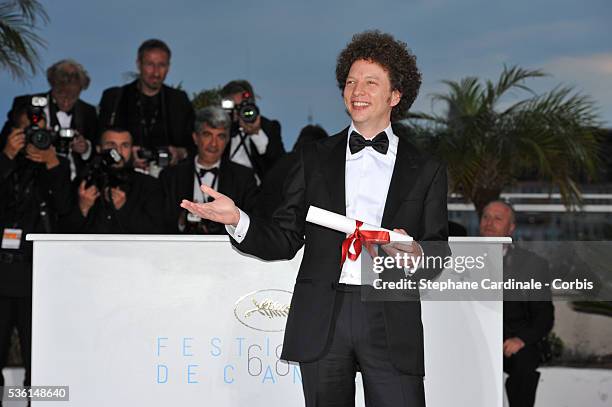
[503,345,540,407]
[299,285,425,407]
[0,295,32,388]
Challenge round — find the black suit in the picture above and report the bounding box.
[60,170,163,234]
[98,80,195,151]
[503,246,554,407]
[225,116,285,180]
[1,92,98,175]
[230,126,448,405]
[159,159,258,234]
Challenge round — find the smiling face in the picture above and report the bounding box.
[193,123,229,166]
[137,49,170,95]
[343,59,401,137]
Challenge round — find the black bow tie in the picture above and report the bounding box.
[198,167,219,177]
[349,130,389,155]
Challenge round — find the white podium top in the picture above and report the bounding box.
[26,234,512,243]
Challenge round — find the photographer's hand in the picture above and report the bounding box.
[2,128,26,159]
[181,184,240,226]
[109,187,127,210]
[168,145,187,166]
[78,180,99,217]
[131,146,149,170]
[25,144,60,169]
[240,115,262,135]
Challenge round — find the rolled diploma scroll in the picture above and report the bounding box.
[306,206,412,242]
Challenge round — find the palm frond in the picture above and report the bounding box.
[0,0,48,80]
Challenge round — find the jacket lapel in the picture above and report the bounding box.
[218,160,231,196]
[322,128,348,216]
[181,161,196,201]
[381,131,421,229]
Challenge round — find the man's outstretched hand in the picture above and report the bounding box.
[180,184,241,226]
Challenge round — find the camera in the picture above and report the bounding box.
[83,149,131,192]
[55,128,77,155]
[137,147,171,168]
[22,96,77,154]
[221,91,260,124]
[25,96,56,150]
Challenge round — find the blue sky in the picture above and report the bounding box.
[1,0,610,147]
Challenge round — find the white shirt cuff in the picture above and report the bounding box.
[225,208,250,243]
[81,139,92,160]
[250,129,269,155]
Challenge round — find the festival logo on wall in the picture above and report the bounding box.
[234,289,292,332]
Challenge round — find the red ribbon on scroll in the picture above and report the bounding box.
[340,220,391,266]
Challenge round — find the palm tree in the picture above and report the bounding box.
[0,0,48,80]
[191,87,223,110]
[408,65,602,215]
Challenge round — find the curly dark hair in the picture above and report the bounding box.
[336,30,421,121]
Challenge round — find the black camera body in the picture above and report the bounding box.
[137,147,171,168]
[83,149,131,193]
[25,96,56,150]
[23,96,77,154]
[221,91,260,124]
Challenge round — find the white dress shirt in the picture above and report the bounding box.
[48,104,92,180]
[193,156,221,203]
[227,123,398,285]
[229,128,269,169]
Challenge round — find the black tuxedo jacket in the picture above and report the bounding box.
[231,126,449,375]
[159,159,258,234]
[225,116,285,180]
[98,80,195,150]
[1,92,98,174]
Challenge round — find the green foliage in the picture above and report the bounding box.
[191,87,223,110]
[0,0,48,80]
[408,65,602,214]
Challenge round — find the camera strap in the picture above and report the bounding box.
[229,128,256,167]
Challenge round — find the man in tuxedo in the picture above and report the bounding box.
[98,39,195,173]
[159,106,258,234]
[480,201,554,407]
[220,80,285,182]
[1,59,98,180]
[182,31,448,406]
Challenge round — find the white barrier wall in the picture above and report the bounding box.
[28,235,505,407]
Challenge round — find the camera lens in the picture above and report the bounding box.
[239,103,259,124]
[29,128,54,150]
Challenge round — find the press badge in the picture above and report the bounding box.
[1,228,23,250]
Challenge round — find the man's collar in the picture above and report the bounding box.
[194,156,220,170]
[348,122,393,141]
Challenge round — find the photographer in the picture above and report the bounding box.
[1,59,98,181]
[220,80,285,182]
[61,128,163,234]
[160,106,258,234]
[98,39,195,175]
[0,106,71,392]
